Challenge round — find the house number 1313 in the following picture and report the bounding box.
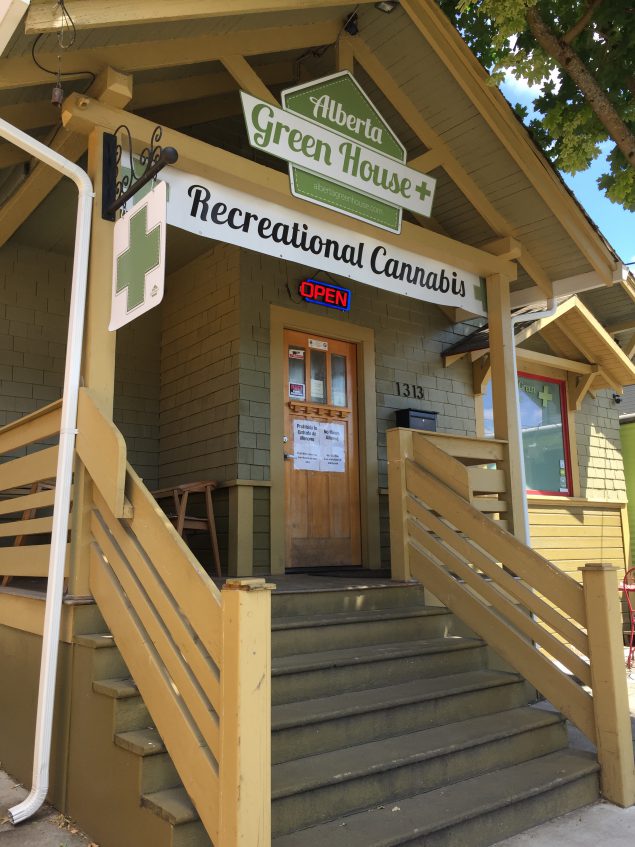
[396,382,424,399]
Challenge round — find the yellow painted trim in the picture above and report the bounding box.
[269,305,380,573]
[0,591,75,642]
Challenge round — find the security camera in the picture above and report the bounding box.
[613,393,622,404]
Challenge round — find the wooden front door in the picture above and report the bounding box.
[284,329,361,568]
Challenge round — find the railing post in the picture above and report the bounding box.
[387,428,413,581]
[220,578,274,846]
[581,563,635,807]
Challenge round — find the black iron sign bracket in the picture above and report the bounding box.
[102,124,178,221]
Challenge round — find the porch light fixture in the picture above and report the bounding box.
[0,0,29,54]
[375,1,399,12]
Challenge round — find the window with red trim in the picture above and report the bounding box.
[483,372,573,496]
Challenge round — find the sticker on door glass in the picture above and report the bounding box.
[308,338,328,350]
[288,348,305,360]
[289,382,306,400]
[310,378,325,401]
[293,420,346,473]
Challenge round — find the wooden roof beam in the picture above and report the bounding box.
[221,56,278,106]
[26,0,377,34]
[0,19,341,91]
[0,142,31,169]
[0,67,132,248]
[132,62,294,111]
[60,93,517,280]
[348,33,552,298]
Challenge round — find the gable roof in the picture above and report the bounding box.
[443,296,635,393]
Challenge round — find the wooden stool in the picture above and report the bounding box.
[152,481,221,577]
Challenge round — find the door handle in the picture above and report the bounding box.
[284,453,296,460]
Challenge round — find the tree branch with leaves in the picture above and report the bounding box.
[438,0,635,209]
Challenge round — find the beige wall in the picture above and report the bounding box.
[159,242,241,486]
[576,391,626,501]
[0,243,70,427]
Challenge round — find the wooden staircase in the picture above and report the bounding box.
[77,580,599,847]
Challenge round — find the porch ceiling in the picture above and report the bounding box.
[0,0,626,306]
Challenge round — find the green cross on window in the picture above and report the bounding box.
[116,204,161,313]
[538,385,553,406]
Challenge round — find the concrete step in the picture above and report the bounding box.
[141,788,212,847]
[272,669,530,764]
[115,728,180,794]
[272,606,453,656]
[74,632,128,679]
[272,707,568,836]
[271,749,600,846]
[271,583,426,618]
[272,636,487,705]
[92,677,153,733]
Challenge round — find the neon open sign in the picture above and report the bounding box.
[299,278,351,311]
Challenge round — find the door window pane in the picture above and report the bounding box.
[482,373,571,495]
[288,346,305,400]
[331,354,347,407]
[310,350,327,403]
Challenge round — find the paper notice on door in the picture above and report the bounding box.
[293,420,346,473]
[320,423,345,472]
[293,420,320,470]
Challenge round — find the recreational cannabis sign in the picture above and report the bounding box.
[161,167,486,317]
[240,71,435,233]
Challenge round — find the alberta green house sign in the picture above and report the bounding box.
[241,71,436,233]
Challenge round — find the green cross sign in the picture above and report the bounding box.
[415,180,433,202]
[110,180,166,332]
[116,204,161,312]
[538,385,553,406]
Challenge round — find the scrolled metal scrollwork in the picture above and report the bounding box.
[102,123,178,221]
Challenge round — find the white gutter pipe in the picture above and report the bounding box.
[0,118,93,825]
[510,298,557,544]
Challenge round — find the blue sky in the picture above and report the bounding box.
[501,75,634,265]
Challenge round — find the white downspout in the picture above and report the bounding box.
[510,298,557,544]
[0,119,93,825]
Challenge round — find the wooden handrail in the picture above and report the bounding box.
[0,400,61,454]
[77,399,272,846]
[387,426,635,807]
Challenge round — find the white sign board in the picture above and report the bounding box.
[293,420,346,473]
[161,168,486,317]
[240,91,436,221]
[110,181,166,331]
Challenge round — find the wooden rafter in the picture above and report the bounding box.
[26,0,377,34]
[60,93,518,280]
[0,68,133,249]
[516,348,591,375]
[401,0,617,285]
[621,332,635,359]
[348,33,553,298]
[480,237,522,261]
[0,143,31,169]
[221,56,278,106]
[472,354,491,394]
[0,20,341,91]
[567,368,600,411]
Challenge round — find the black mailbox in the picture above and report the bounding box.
[395,409,438,432]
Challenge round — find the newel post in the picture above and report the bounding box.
[387,428,414,581]
[581,563,635,807]
[220,578,274,846]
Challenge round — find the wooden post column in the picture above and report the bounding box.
[582,563,635,807]
[220,578,273,846]
[68,127,118,598]
[486,274,527,543]
[387,428,414,581]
